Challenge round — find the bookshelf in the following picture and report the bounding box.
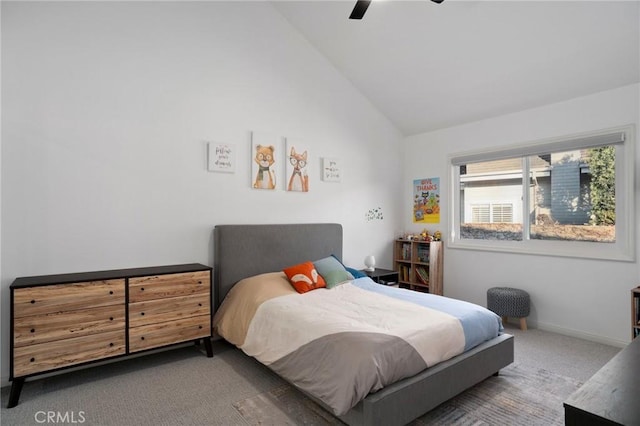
[393,239,443,295]
[632,287,640,340]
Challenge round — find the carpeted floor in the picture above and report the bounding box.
[408,363,580,425]
[234,364,581,426]
[0,326,620,426]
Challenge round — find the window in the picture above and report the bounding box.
[492,204,513,223]
[471,204,490,223]
[449,126,635,261]
[469,204,513,224]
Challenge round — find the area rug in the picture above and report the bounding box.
[233,364,581,425]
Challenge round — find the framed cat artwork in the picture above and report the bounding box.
[251,132,279,190]
[285,138,310,192]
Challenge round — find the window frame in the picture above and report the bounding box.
[448,125,635,262]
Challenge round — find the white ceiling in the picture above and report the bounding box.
[273,1,640,136]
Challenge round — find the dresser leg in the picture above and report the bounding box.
[7,377,25,408]
[204,338,213,358]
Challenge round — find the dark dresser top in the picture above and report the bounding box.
[564,336,640,425]
[11,263,211,288]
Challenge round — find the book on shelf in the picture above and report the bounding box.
[415,266,429,284]
[417,245,429,263]
[402,243,411,261]
[398,265,410,282]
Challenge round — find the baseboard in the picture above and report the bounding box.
[523,319,628,348]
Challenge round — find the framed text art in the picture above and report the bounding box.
[322,157,341,182]
[208,143,235,173]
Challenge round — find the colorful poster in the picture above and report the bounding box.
[413,177,440,223]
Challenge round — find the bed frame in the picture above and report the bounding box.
[214,223,514,426]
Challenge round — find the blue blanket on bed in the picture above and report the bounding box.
[353,277,503,351]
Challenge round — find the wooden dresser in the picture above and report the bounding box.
[8,263,212,408]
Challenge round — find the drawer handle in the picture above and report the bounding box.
[30,328,35,333]
[140,312,145,316]
[198,303,202,307]
[109,343,114,347]
[30,300,36,304]
[109,291,114,295]
[199,325,203,329]
[30,358,35,363]
[198,281,202,284]
[110,317,114,321]
[140,287,145,292]
[141,336,145,340]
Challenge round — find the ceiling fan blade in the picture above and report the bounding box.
[349,0,371,20]
[349,0,443,20]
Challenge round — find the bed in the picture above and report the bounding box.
[213,223,513,426]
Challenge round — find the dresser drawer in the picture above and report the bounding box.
[13,330,126,377]
[129,271,210,303]
[14,305,125,347]
[13,280,125,318]
[128,294,210,328]
[129,314,210,353]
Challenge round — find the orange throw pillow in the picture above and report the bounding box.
[283,261,326,294]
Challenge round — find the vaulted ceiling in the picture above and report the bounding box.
[273,1,640,136]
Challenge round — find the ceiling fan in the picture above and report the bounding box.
[349,0,444,20]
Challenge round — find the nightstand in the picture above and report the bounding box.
[362,268,399,286]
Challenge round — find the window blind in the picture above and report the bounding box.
[451,131,624,166]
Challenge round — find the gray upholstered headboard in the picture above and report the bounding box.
[213,223,343,309]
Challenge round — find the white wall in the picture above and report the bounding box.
[403,84,640,347]
[0,2,403,385]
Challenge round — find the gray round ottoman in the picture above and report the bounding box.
[487,287,530,330]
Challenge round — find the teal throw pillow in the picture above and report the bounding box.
[313,256,355,289]
[329,254,367,279]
